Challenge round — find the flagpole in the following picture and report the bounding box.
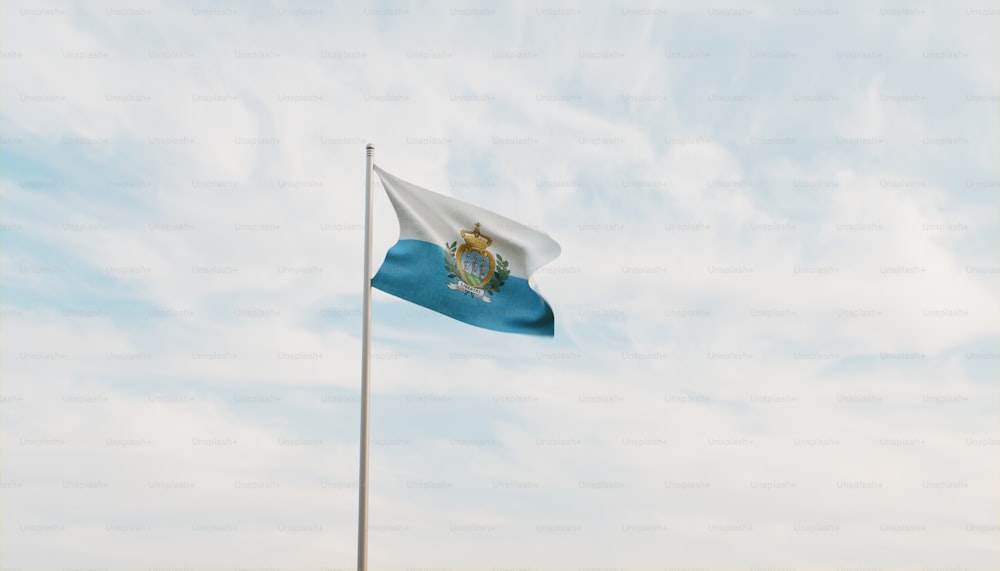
[357,143,375,571]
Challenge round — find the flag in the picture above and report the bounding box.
[371,165,561,336]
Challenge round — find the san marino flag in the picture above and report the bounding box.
[371,165,561,336]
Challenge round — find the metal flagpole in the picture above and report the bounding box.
[357,143,375,571]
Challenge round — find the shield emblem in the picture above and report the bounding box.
[456,245,495,288]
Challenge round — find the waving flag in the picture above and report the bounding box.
[371,165,560,336]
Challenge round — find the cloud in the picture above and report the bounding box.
[1,1,997,569]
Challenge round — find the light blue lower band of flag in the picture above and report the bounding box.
[372,239,555,336]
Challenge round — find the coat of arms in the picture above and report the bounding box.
[444,223,509,302]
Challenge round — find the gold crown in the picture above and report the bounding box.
[460,222,492,250]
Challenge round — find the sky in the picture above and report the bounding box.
[1,1,998,570]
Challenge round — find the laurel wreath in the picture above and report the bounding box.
[444,241,509,297]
